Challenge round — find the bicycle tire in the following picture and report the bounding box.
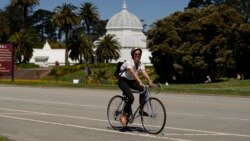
[107,95,125,129]
[141,97,166,134]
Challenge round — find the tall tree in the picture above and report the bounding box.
[91,19,107,41]
[53,3,80,65]
[0,10,10,42]
[225,0,250,22]
[188,0,250,22]
[148,5,248,82]
[10,0,39,29]
[31,9,57,41]
[79,2,100,35]
[187,0,212,8]
[1,5,23,37]
[95,34,121,63]
[68,34,94,64]
[8,29,41,63]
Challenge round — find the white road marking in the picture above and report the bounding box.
[170,112,250,121]
[0,107,250,138]
[164,127,250,138]
[1,97,249,121]
[0,98,104,109]
[0,114,191,141]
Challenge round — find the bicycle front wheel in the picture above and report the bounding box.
[107,95,125,129]
[141,97,166,134]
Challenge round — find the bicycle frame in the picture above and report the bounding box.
[120,86,154,124]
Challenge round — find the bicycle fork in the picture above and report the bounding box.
[144,90,155,117]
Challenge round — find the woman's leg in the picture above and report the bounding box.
[129,81,148,116]
[118,78,134,114]
[129,81,145,105]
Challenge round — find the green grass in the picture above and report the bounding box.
[0,136,11,141]
[162,79,250,96]
[0,78,249,96]
[0,64,249,96]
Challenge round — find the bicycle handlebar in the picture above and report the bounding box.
[131,83,162,94]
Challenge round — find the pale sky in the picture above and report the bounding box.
[0,0,190,30]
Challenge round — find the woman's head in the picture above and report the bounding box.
[131,47,142,59]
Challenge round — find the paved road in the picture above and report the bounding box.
[0,84,249,141]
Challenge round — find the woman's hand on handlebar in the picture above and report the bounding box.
[148,81,156,88]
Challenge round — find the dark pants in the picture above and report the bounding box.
[118,77,145,114]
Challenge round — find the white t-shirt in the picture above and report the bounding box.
[120,59,145,80]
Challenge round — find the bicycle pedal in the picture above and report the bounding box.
[127,115,134,124]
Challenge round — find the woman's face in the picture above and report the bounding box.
[133,50,141,62]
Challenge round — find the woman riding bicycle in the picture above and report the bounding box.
[118,47,155,131]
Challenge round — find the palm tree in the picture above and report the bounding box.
[53,3,80,65]
[8,29,38,63]
[79,2,100,35]
[95,34,121,63]
[68,34,94,64]
[10,0,39,29]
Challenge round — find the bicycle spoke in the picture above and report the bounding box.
[141,97,166,134]
[107,95,125,129]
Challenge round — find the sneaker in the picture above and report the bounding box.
[139,110,149,116]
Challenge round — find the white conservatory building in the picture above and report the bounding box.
[98,0,151,64]
[30,0,151,67]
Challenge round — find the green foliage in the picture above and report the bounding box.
[68,34,94,63]
[47,63,157,85]
[8,29,42,64]
[31,9,57,41]
[0,10,10,42]
[53,3,80,65]
[79,2,100,35]
[95,34,121,63]
[0,135,11,141]
[148,4,250,83]
[49,65,83,76]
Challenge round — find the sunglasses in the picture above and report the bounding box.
[134,53,141,56]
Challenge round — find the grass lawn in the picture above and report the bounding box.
[0,64,249,96]
[163,79,250,96]
[0,136,11,141]
[0,78,249,97]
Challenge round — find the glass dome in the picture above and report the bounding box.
[106,2,143,30]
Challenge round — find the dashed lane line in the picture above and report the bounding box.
[0,107,250,139]
[0,97,249,121]
[0,114,191,141]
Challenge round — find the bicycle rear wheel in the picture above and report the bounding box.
[141,97,166,134]
[107,95,125,129]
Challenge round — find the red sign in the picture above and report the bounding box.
[0,44,13,76]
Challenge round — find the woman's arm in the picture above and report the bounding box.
[141,69,154,86]
[128,68,144,86]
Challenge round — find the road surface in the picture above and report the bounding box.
[0,84,249,141]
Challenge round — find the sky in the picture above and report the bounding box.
[0,0,190,30]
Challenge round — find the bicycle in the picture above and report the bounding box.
[107,83,166,134]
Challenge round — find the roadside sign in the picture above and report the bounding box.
[0,44,14,81]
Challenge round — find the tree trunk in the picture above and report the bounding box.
[65,32,69,66]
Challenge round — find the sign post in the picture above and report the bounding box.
[0,44,14,82]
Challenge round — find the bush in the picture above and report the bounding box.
[49,64,84,76]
